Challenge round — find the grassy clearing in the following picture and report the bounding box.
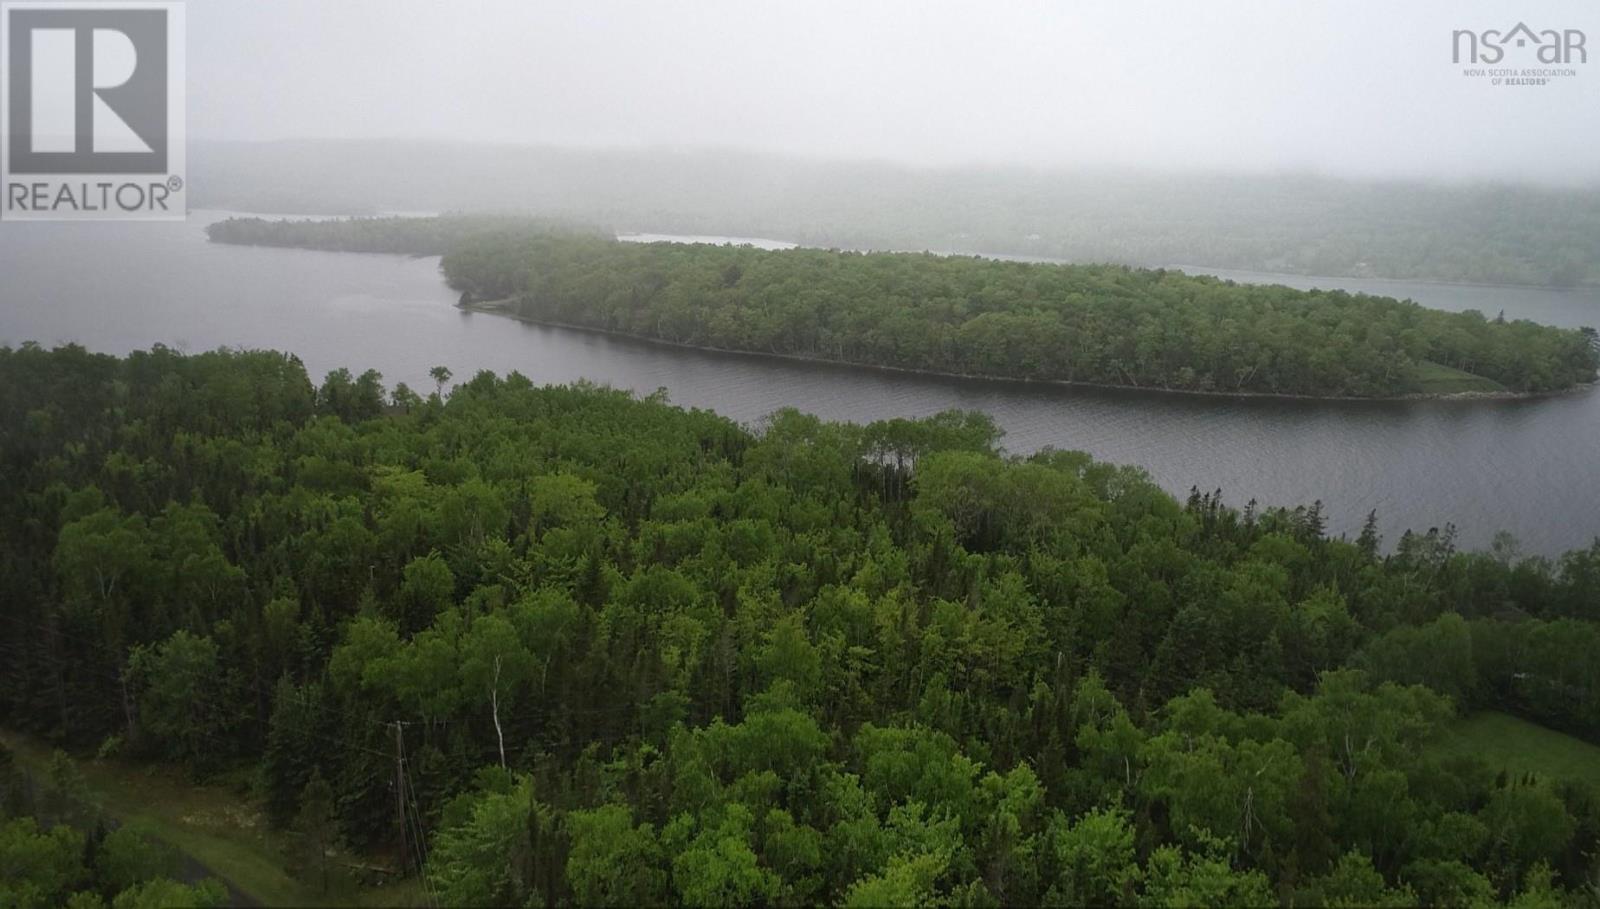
[1409,360,1508,395]
[1,731,425,908]
[1428,711,1600,787]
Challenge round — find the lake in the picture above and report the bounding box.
[2,211,1597,556]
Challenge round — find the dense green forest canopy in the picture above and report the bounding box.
[194,141,1600,287]
[208,216,1598,398]
[2,344,1599,906]
[440,232,1594,397]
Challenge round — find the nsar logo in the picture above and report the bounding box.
[1452,23,1586,65]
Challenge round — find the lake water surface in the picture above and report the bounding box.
[2,212,1597,555]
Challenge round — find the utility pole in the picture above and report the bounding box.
[393,721,409,876]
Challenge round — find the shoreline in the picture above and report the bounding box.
[459,298,1597,404]
[1157,263,1598,295]
[199,216,1595,294]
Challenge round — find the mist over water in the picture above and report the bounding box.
[187,0,1600,185]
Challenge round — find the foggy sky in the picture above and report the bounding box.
[189,0,1600,184]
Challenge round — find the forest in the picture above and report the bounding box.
[439,233,1595,397]
[204,215,603,256]
[2,343,1599,907]
[207,217,1599,399]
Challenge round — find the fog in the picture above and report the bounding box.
[186,0,1600,185]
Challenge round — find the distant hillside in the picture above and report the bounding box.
[192,140,1600,288]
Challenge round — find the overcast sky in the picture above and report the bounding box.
[189,0,1600,183]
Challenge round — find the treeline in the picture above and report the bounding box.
[204,214,1599,397]
[433,232,1595,397]
[2,343,1599,905]
[193,142,1600,287]
[204,214,607,256]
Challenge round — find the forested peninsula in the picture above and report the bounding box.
[207,216,1599,399]
[4,343,1600,906]
[205,214,604,255]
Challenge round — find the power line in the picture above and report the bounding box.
[401,744,440,909]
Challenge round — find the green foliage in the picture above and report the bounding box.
[666,804,782,906]
[126,631,227,770]
[842,850,948,908]
[0,817,85,909]
[564,805,667,907]
[422,229,1598,396]
[96,822,179,895]
[1357,612,1478,705]
[1482,784,1575,885]
[0,814,223,909]
[263,678,332,828]
[1139,831,1275,907]
[1045,807,1138,906]
[40,750,94,828]
[397,552,455,634]
[108,878,227,909]
[1303,851,1417,907]
[205,213,606,255]
[2,345,1599,906]
[295,769,339,894]
[426,776,543,907]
